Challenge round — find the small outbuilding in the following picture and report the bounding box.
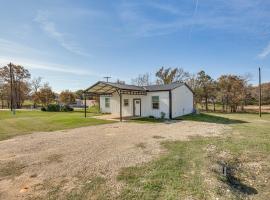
[85,81,194,120]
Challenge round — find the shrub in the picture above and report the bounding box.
[88,105,100,113]
[41,107,46,111]
[47,104,61,112]
[149,115,155,119]
[61,105,74,112]
[160,112,166,119]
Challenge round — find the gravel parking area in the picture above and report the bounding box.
[0,120,228,199]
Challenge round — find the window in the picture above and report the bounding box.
[152,96,159,109]
[105,97,110,108]
[124,99,129,106]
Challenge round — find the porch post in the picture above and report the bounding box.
[84,93,87,118]
[120,92,123,121]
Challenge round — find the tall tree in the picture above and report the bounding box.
[59,90,76,105]
[196,71,213,111]
[155,67,190,84]
[33,83,55,106]
[218,75,246,112]
[31,77,42,108]
[0,63,31,109]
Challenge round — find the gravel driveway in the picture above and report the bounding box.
[0,120,228,199]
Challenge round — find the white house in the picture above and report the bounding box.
[85,81,194,120]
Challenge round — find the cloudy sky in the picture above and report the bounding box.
[0,0,270,92]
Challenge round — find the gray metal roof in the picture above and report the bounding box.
[85,81,190,94]
[144,82,184,91]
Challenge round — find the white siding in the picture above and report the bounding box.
[141,91,170,118]
[100,91,170,118]
[171,85,194,118]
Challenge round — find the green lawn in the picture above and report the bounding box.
[118,113,270,200]
[0,110,113,141]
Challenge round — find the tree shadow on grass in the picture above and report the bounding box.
[177,113,248,124]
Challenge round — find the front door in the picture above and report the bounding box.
[133,99,141,116]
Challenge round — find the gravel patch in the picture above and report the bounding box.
[0,121,228,199]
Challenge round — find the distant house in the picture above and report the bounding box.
[85,81,194,120]
[71,99,97,108]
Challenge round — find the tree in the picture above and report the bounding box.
[59,90,76,105]
[75,89,84,100]
[33,83,55,106]
[195,71,214,111]
[131,73,151,86]
[31,77,42,93]
[217,75,246,112]
[155,67,190,84]
[0,63,31,109]
[116,79,125,85]
[31,77,42,108]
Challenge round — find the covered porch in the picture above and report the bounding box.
[84,81,146,121]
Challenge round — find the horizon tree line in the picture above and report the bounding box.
[0,62,267,112]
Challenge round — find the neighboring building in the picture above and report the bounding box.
[71,99,97,108]
[85,81,194,120]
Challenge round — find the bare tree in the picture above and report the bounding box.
[131,73,151,86]
[116,79,125,85]
[31,77,42,93]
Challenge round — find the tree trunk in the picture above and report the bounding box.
[205,97,208,111]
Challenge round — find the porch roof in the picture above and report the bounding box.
[85,81,146,95]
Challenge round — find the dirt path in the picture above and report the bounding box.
[0,121,228,199]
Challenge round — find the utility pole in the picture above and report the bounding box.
[259,67,262,118]
[9,63,13,112]
[103,76,111,82]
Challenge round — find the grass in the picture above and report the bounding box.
[135,142,147,149]
[118,113,270,200]
[178,113,248,124]
[0,110,114,141]
[0,160,25,178]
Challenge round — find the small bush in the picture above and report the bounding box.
[41,107,46,111]
[160,112,166,119]
[61,105,74,112]
[47,104,61,112]
[149,115,155,119]
[88,105,100,113]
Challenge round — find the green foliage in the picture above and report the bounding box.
[46,104,61,112]
[61,105,74,112]
[41,104,74,112]
[88,105,100,113]
[41,107,46,111]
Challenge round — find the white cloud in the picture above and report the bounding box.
[258,42,270,58]
[34,10,90,57]
[118,0,270,38]
[0,56,98,76]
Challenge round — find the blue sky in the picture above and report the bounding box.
[0,0,270,92]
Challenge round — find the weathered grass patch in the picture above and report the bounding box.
[135,142,147,149]
[0,160,25,178]
[117,113,270,200]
